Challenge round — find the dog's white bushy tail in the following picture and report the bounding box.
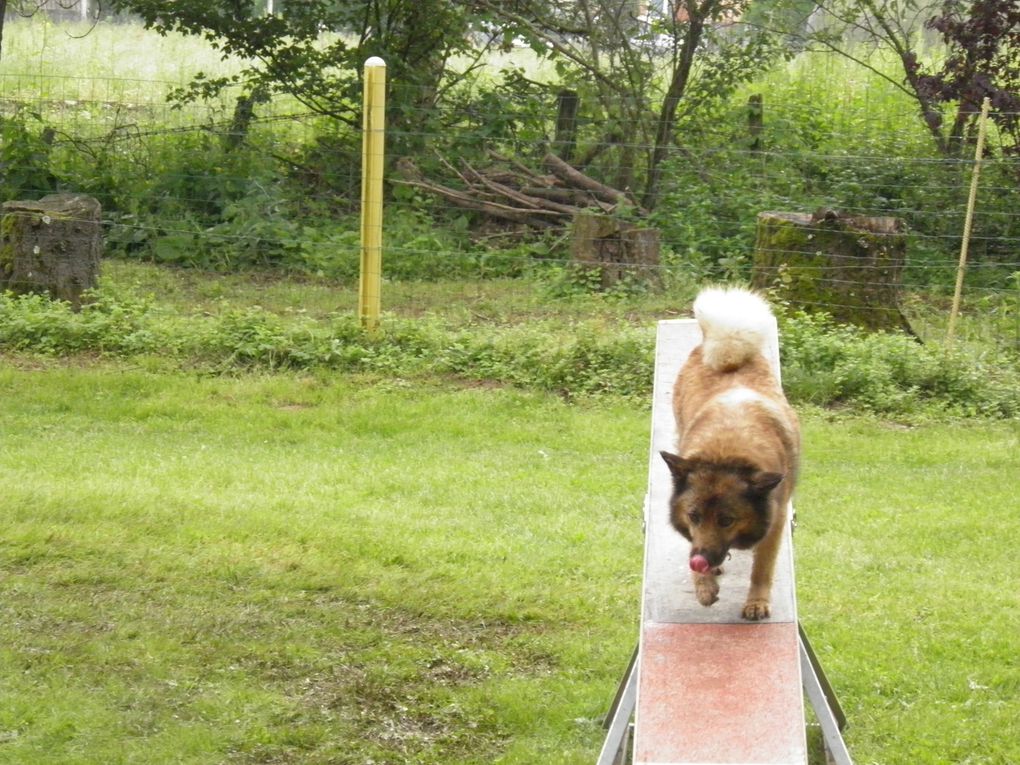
[693,287,774,371]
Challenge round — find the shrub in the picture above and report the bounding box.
[0,290,161,355]
[779,310,1020,418]
[1,283,1017,419]
[0,113,60,200]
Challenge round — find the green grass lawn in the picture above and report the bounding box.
[0,365,646,764]
[0,361,1017,764]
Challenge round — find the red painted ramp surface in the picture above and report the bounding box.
[635,623,806,764]
[634,320,807,765]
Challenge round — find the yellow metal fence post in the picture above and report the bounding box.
[359,57,386,333]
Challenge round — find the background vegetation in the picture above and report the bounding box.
[0,261,1017,419]
[1,3,1017,288]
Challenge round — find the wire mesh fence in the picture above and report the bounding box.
[1,13,1018,360]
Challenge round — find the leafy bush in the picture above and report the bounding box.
[0,290,161,355]
[652,53,1019,288]
[538,263,660,299]
[779,310,1019,418]
[0,113,60,200]
[2,281,1017,419]
[100,147,529,280]
[652,156,779,282]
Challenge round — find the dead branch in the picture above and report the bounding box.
[543,153,645,213]
[395,154,645,231]
[395,158,560,227]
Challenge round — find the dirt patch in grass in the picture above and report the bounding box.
[46,575,552,761]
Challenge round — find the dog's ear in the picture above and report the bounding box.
[747,470,784,495]
[660,451,692,485]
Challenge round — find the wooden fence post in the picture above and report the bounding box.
[748,94,763,154]
[946,97,991,349]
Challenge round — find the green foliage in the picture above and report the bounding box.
[48,116,522,278]
[437,67,554,162]
[779,309,1019,418]
[107,0,478,157]
[436,322,655,399]
[538,263,659,300]
[9,18,1017,291]
[2,268,1018,419]
[652,51,1019,285]
[0,114,59,200]
[652,156,773,282]
[0,290,159,355]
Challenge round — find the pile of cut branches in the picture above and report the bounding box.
[395,152,645,229]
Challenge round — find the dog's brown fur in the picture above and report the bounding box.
[660,288,800,620]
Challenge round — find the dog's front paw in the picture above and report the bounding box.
[694,575,719,606]
[741,598,771,620]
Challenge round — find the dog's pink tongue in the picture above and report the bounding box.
[689,554,712,574]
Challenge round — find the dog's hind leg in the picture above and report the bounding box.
[742,502,788,620]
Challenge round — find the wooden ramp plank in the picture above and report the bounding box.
[634,319,807,765]
[637,623,805,764]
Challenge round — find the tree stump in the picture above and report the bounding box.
[570,211,660,289]
[751,209,913,334]
[1,193,102,310]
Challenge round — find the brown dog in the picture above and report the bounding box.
[660,287,800,620]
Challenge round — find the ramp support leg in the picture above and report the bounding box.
[799,624,853,765]
[598,646,637,765]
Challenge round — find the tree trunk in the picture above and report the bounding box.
[642,2,708,209]
[751,209,913,334]
[554,89,579,162]
[0,0,8,63]
[223,87,269,151]
[1,193,103,311]
[570,210,660,289]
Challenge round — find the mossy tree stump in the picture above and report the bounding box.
[751,209,913,334]
[1,193,102,310]
[570,210,660,289]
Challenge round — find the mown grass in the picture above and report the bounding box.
[796,417,1020,765]
[0,361,1017,764]
[99,260,693,324]
[0,366,646,763]
[103,259,1019,360]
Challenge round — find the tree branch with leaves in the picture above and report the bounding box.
[793,0,1019,157]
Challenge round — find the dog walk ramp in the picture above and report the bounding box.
[598,319,851,765]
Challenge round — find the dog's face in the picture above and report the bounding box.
[660,452,783,569]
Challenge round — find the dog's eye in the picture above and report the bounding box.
[717,516,734,528]
[687,511,702,525]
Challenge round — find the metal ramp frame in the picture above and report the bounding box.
[597,319,852,765]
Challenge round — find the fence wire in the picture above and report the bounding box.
[1,21,1018,358]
